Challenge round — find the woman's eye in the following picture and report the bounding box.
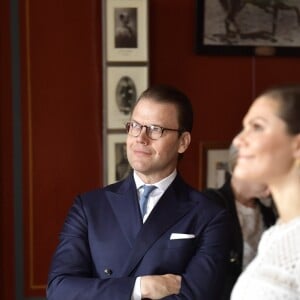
[252,122,263,131]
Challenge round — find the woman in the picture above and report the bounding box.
[203,144,277,300]
[230,84,300,300]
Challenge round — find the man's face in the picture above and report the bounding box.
[126,97,190,183]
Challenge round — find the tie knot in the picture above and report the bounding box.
[142,185,156,197]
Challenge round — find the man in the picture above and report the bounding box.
[203,145,277,300]
[47,84,232,299]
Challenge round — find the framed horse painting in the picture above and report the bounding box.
[196,0,300,56]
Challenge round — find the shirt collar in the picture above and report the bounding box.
[133,169,177,193]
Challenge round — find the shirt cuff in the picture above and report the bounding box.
[131,276,141,300]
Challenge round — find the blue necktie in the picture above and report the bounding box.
[140,185,156,217]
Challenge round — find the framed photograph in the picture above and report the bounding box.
[105,0,148,62]
[199,141,231,189]
[107,133,132,185]
[106,66,148,129]
[196,0,300,56]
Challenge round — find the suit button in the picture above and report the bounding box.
[230,257,237,263]
[104,268,113,276]
[230,251,239,263]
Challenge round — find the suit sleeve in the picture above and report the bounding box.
[46,196,136,300]
[163,208,232,299]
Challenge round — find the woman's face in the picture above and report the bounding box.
[233,96,297,185]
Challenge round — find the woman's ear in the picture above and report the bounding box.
[293,133,300,159]
[178,132,191,154]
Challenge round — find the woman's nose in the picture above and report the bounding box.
[233,130,246,149]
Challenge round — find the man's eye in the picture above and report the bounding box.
[151,126,161,132]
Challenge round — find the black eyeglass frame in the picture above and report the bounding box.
[125,121,182,140]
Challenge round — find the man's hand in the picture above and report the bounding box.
[141,274,182,299]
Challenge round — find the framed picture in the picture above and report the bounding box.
[106,66,148,129]
[196,0,300,56]
[199,141,231,189]
[105,0,148,62]
[106,133,132,185]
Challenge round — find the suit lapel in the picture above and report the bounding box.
[123,176,196,276]
[106,176,143,247]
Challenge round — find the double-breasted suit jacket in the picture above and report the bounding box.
[47,174,232,300]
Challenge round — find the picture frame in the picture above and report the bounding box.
[105,0,149,62]
[106,66,149,129]
[199,141,231,189]
[196,0,300,56]
[106,133,132,185]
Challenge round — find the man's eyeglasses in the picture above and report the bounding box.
[125,121,182,140]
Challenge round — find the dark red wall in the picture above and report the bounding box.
[0,0,15,299]
[19,0,103,296]
[149,0,300,186]
[1,0,300,298]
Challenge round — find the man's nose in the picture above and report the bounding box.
[137,126,149,141]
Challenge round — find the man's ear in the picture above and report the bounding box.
[178,132,191,154]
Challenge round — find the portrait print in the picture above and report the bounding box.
[106,66,148,129]
[115,8,137,48]
[107,134,128,184]
[115,142,132,181]
[105,0,148,62]
[116,76,136,115]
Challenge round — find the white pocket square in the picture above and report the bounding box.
[170,233,195,240]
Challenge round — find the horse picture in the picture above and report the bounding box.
[202,0,300,46]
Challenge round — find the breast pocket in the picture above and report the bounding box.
[155,238,198,273]
[167,238,197,249]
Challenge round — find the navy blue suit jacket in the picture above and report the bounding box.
[47,174,232,299]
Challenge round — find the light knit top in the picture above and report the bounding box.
[231,216,300,300]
